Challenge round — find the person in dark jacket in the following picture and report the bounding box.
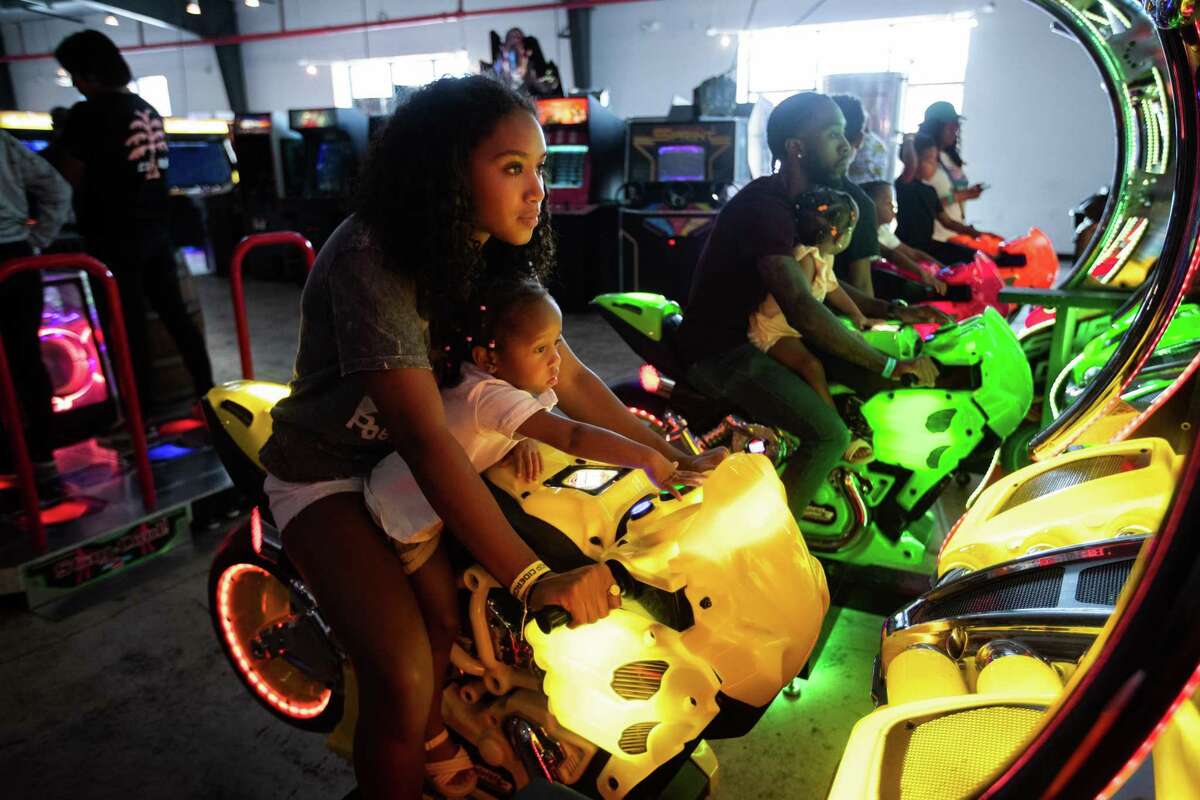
[53,30,213,412]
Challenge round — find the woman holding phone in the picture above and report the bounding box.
[916,101,992,245]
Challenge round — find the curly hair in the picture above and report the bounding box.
[439,278,550,386]
[352,75,556,349]
[793,186,859,249]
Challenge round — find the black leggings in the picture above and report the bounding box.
[89,233,214,407]
[0,240,55,462]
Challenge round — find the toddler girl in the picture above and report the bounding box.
[363,281,701,789]
[747,187,878,461]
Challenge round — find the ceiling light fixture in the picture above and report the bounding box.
[305,64,318,76]
[186,1,201,15]
[104,14,119,26]
[245,0,260,7]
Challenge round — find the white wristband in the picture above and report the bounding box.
[511,560,552,603]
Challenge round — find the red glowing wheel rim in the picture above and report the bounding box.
[214,562,332,720]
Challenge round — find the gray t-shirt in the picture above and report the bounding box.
[259,217,432,482]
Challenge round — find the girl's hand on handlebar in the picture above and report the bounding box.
[528,563,621,627]
[641,451,685,498]
[504,439,543,482]
[894,356,939,387]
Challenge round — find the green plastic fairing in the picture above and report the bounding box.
[592,293,682,342]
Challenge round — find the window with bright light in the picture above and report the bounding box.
[331,51,472,108]
[129,74,172,117]
[736,14,975,132]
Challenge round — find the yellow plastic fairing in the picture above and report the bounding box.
[827,694,1048,800]
[528,609,721,799]
[204,380,289,470]
[524,454,829,798]
[938,437,1180,578]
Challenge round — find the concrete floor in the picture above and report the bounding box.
[0,272,888,799]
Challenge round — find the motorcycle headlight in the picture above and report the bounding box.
[545,466,630,495]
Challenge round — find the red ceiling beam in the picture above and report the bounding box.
[0,0,659,64]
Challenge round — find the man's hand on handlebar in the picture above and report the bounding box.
[528,563,621,627]
[893,304,955,327]
[893,356,939,387]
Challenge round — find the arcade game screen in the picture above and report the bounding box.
[166,140,233,191]
[537,97,588,126]
[314,140,354,196]
[657,144,707,182]
[40,274,111,415]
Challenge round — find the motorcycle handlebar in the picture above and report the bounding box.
[533,560,636,634]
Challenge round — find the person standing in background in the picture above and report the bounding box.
[0,129,72,480]
[52,30,213,415]
[917,101,986,245]
[837,94,889,184]
[827,94,881,295]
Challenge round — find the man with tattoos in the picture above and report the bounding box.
[677,91,948,514]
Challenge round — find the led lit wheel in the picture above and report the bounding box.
[207,525,342,731]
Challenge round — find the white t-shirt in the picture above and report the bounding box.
[877,221,902,251]
[925,152,968,243]
[747,245,839,351]
[364,363,558,542]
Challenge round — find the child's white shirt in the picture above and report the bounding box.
[747,244,839,352]
[364,364,558,543]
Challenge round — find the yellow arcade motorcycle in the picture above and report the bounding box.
[202,379,829,798]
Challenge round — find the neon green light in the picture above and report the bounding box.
[1050,0,1141,286]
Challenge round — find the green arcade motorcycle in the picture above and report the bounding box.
[594,293,1032,584]
[1053,302,1200,417]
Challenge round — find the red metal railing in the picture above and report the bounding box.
[228,232,316,380]
[0,254,156,552]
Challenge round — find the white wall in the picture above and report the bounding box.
[591,0,1116,249]
[2,14,229,116]
[0,0,1117,247]
[235,0,574,113]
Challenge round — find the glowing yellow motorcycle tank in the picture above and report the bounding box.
[937,437,1181,579]
[491,451,830,799]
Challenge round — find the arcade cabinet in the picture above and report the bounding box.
[0,111,118,440]
[0,110,56,154]
[230,113,307,282]
[280,107,368,251]
[231,113,294,233]
[163,117,238,275]
[160,118,235,414]
[619,113,751,303]
[38,271,118,444]
[535,96,624,310]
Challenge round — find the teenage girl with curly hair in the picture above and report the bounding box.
[257,76,724,798]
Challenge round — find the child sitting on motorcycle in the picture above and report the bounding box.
[861,179,948,295]
[747,187,881,462]
[362,280,706,789]
[368,279,702,517]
